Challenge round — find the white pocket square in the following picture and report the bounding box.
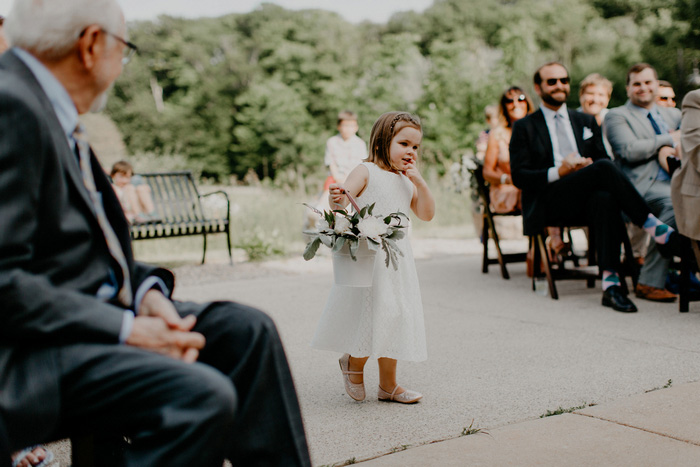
[582,127,593,140]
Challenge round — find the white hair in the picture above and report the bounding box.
[5,0,123,60]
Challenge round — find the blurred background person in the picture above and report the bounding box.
[475,104,499,162]
[482,86,534,214]
[0,15,8,53]
[672,89,700,265]
[657,80,677,108]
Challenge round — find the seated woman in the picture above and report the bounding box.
[482,86,534,213]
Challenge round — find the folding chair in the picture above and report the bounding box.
[469,160,527,279]
[531,221,637,300]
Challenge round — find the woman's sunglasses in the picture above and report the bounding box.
[504,94,527,104]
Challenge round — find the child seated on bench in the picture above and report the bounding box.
[110,161,157,223]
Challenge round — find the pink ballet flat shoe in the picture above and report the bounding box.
[377,385,422,404]
[339,354,365,401]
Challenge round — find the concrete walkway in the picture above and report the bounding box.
[46,238,700,466]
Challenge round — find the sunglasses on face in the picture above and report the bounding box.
[504,94,526,104]
[545,77,570,86]
[659,96,675,101]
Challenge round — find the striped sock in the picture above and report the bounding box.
[642,214,674,245]
[602,270,620,291]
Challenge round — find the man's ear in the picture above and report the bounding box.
[534,83,542,96]
[76,25,102,70]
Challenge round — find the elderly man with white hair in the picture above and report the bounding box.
[0,1,311,466]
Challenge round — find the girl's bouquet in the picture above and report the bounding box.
[303,193,408,270]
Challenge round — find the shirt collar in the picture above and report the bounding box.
[541,103,569,120]
[629,100,659,118]
[12,48,79,141]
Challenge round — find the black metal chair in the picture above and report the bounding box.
[469,160,527,279]
[531,222,638,300]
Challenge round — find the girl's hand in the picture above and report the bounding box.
[328,183,346,206]
[403,160,425,186]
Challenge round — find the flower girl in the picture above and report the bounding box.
[311,111,435,403]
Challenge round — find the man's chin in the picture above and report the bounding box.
[89,92,109,113]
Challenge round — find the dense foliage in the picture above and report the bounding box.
[107,0,700,183]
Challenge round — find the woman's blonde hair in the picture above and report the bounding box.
[368,111,422,171]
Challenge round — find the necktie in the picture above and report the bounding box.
[647,112,671,181]
[73,124,133,307]
[555,113,576,159]
[647,112,662,135]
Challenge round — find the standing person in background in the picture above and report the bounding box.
[657,80,677,108]
[320,110,367,208]
[605,63,681,303]
[313,111,435,404]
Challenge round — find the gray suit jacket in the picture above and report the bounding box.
[605,100,681,197]
[0,50,173,441]
[672,90,700,240]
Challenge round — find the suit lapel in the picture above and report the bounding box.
[625,101,655,138]
[532,110,554,165]
[2,51,98,218]
[568,110,585,153]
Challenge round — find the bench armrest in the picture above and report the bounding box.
[200,190,230,221]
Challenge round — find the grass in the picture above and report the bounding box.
[645,379,673,393]
[540,403,592,418]
[131,175,476,265]
[461,419,487,436]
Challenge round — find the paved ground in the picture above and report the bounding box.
[46,238,700,466]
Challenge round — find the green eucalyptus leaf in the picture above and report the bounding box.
[332,236,346,253]
[303,237,321,261]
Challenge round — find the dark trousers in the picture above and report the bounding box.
[542,159,650,272]
[0,417,10,467]
[3,302,311,467]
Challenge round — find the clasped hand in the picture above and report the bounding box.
[126,289,205,363]
[558,153,592,178]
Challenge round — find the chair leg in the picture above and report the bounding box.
[536,234,558,299]
[482,215,489,274]
[489,216,510,280]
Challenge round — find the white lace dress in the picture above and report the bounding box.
[311,162,427,362]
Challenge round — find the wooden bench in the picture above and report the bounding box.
[129,171,232,264]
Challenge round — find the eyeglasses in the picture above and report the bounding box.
[545,77,570,86]
[504,94,527,104]
[659,96,676,101]
[79,27,138,65]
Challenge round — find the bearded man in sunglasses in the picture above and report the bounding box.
[605,63,681,303]
[510,62,679,313]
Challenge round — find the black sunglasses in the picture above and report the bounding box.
[545,77,570,86]
[659,96,675,101]
[504,94,527,104]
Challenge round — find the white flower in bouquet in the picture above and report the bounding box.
[357,216,388,243]
[334,215,353,235]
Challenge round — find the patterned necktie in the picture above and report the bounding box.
[555,113,576,159]
[73,124,133,307]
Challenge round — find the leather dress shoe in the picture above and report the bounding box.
[656,230,681,259]
[635,283,677,302]
[602,285,638,313]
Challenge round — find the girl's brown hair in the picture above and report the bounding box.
[368,111,422,171]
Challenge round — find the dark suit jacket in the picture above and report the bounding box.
[0,50,173,439]
[510,108,608,235]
